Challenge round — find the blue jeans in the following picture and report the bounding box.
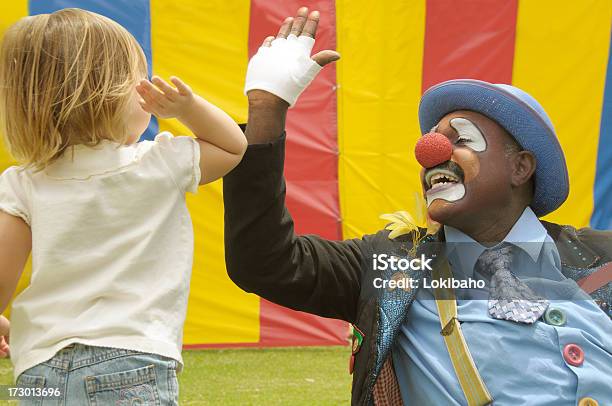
[16,344,179,405]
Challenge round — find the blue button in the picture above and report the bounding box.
[544,307,566,326]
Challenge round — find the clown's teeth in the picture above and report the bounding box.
[431,181,453,190]
[426,183,466,206]
[426,169,460,188]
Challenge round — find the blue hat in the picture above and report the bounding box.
[418,79,569,217]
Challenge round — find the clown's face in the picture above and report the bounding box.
[419,110,526,230]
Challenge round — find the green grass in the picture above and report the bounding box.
[0,346,352,405]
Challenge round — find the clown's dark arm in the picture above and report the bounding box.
[223,95,366,323]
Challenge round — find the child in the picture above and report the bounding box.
[0,8,246,404]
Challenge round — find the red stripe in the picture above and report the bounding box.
[248,0,346,346]
[421,0,518,92]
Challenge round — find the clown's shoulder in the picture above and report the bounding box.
[541,220,612,263]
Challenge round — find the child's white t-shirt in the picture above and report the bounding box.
[0,132,201,380]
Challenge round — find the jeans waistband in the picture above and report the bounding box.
[43,344,142,372]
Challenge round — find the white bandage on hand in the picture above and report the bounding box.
[244,34,323,107]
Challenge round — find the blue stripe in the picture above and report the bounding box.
[592,30,612,230]
[28,0,158,141]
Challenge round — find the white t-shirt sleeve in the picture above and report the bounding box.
[154,132,201,194]
[0,166,30,225]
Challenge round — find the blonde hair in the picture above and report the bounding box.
[0,8,147,169]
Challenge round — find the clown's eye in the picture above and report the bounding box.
[450,118,487,152]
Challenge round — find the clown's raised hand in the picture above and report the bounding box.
[244,7,340,107]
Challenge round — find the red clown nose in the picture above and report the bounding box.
[414,132,452,168]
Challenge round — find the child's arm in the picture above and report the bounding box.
[136,77,247,185]
[0,211,31,359]
[0,211,31,314]
[0,315,9,358]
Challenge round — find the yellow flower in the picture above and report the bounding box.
[379,211,419,240]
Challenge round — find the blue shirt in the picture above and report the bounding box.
[392,207,612,405]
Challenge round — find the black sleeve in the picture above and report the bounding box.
[223,134,365,322]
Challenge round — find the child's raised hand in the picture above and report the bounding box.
[136,76,194,119]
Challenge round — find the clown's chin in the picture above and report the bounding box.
[426,182,466,207]
[425,183,465,225]
[426,183,466,224]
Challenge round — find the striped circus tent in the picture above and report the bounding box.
[1,0,611,348]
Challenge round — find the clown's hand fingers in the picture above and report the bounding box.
[301,10,320,38]
[290,7,308,37]
[276,17,293,39]
[245,9,339,107]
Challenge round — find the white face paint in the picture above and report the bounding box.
[449,117,487,152]
[423,117,482,206]
[424,167,466,206]
[426,183,466,206]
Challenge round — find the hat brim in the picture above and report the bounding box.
[418,79,569,217]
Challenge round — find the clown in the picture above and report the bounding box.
[224,7,612,406]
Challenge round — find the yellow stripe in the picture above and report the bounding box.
[150,0,259,344]
[0,1,27,38]
[0,0,28,171]
[512,0,612,226]
[0,1,29,319]
[336,0,427,239]
[150,1,249,124]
